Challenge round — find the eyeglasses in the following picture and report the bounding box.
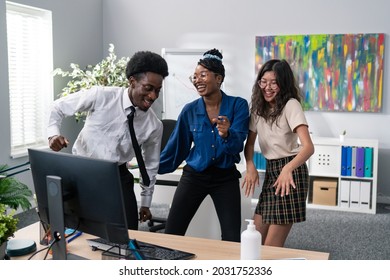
[258,79,279,90]
[189,71,211,83]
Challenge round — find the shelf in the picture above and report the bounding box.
[306,203,376,214]
[307,136,378,214]
[252,137,378,214]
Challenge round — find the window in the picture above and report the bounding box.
[6,2,53,157]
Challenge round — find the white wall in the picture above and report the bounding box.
[102,0,390,198]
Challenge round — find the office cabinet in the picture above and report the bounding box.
[308,137,378,214]
[253,137,378,214]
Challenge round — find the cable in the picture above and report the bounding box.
[28,231,61,260]
[27,238,57,260]
[0,162,30,177]
[28,246,50,260]
[43,241,55,260]
[64,223,81,238]
[43,231,61,260]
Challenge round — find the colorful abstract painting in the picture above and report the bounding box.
[255,33,385,112]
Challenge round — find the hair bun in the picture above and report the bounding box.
[198,48,225,79]
[203,48,223,61]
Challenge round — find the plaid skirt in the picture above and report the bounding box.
[255,155,309,224]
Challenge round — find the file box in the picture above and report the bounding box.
[313,180,338,206]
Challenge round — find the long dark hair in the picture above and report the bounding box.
[250,59,302,125]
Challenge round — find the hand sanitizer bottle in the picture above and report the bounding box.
[240,219,261,260]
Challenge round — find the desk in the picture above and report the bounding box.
[132,164,252,240]
[12,222,329,260]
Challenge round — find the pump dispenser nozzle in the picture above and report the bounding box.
[245,219,255,229]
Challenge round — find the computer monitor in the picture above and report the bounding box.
[28,148,130,260]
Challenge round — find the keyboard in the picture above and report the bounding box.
[87,237,196,260]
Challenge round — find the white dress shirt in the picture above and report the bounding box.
[47,86,163,207]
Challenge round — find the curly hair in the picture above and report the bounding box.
[251,59,302,125]
[126,51,169,79]
[198,48,225,83]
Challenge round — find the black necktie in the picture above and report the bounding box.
[127,106,150,186]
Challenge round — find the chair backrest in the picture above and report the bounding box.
[161,119,177,151]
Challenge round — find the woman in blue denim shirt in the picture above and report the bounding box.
[158,49,249,242]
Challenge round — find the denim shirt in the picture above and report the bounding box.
[159,91,249,173]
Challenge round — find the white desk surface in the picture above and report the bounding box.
[12,222,329,260]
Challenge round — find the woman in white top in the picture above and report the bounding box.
[242,59,314,247]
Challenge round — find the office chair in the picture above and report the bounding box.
[148,119,177,232]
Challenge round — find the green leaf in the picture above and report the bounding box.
[0,165,32,211]
[53,44,129,120]
[0,204,18,244]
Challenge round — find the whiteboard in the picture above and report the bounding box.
[161,48,206,120]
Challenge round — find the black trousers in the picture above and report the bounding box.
[119,164,138,230]
[165,165,242,242]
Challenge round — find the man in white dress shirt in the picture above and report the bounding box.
[47,51,169,229]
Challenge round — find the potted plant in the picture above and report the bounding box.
[0,204,17,259]
[53,43,129,122]
[0,164,33,259]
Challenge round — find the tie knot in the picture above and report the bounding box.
[127,106,135,119]
[130,106,135,114]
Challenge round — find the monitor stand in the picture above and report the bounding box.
[46,175,87,260]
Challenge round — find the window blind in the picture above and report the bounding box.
[6,2,53,157]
